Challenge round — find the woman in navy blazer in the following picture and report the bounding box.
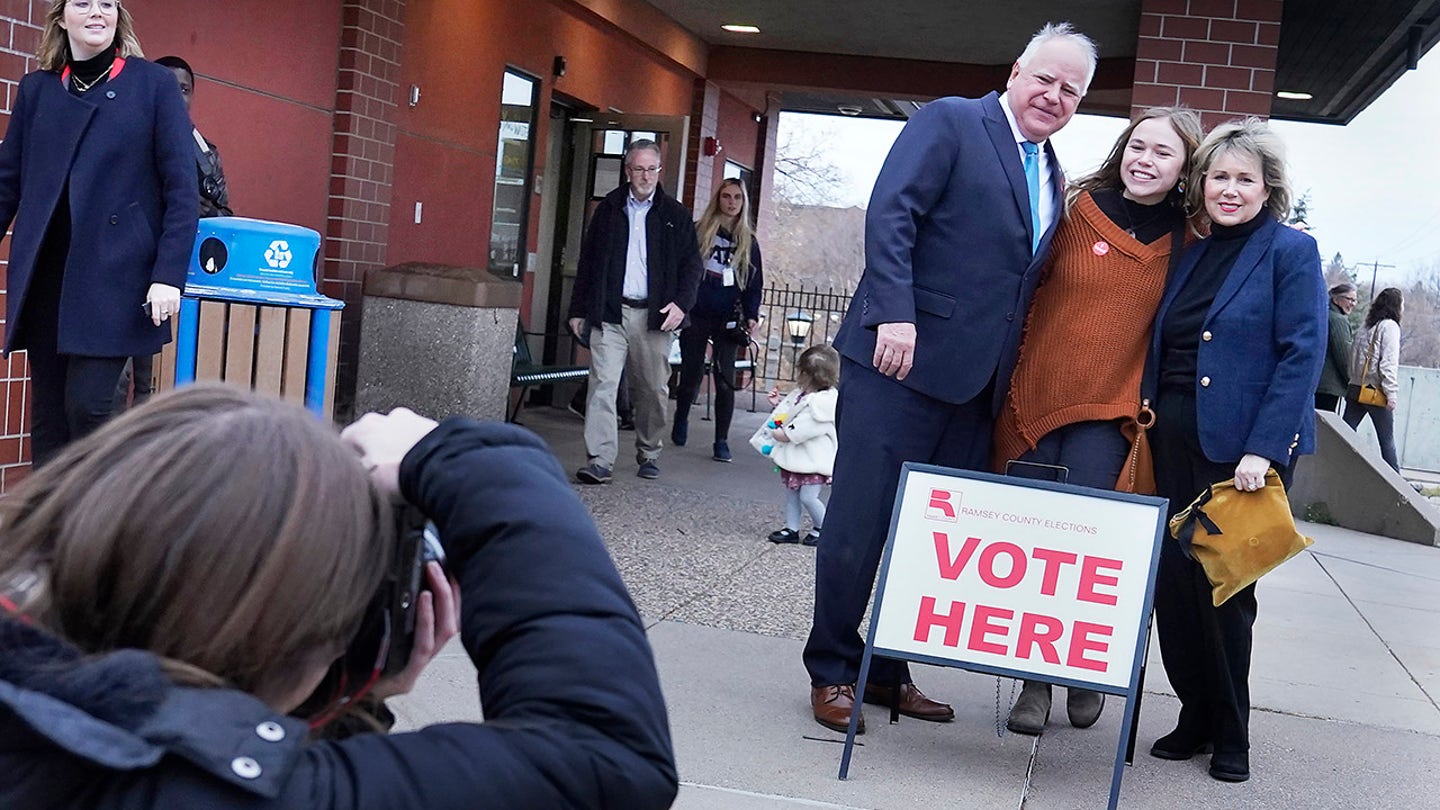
[1145,120,1325,783]
[0,0,197,465]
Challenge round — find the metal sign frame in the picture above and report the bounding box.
[837,462,1167,810]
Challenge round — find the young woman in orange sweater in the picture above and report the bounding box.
[993,106,1204,737]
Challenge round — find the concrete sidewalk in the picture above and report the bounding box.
[392,403,1440,809]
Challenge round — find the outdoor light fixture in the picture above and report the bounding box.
[785,311,814,345]
[837,104,863,116]
[722,24,761,34]
[1276,90,1313,100]
[552,56,567,78]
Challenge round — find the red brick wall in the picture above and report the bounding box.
[1131,0,1283,127]
[0,1,46,488]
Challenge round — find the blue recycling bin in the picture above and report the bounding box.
[173,217,344,416]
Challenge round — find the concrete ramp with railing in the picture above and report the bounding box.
[1289,409,1440,546]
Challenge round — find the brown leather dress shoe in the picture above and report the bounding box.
[811,684,865,734]
[862,681,955,722]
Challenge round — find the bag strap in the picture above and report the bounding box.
[1358,325,1380,382]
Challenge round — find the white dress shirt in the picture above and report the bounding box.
[998,92,1057,242]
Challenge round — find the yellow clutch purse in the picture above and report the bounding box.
[1168,469,1314,606]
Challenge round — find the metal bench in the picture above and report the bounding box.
[510,324,588,422]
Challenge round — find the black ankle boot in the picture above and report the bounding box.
[1150,724,1212,760]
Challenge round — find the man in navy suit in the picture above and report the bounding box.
[803,23,1097,733]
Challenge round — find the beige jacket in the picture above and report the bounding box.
[1348,319,1401,403]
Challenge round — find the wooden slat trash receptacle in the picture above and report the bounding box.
[154,218,343,418]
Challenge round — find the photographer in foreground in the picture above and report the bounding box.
[0,384,677,809]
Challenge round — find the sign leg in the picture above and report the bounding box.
[1126,614,1153,764]
[838,646,876,779]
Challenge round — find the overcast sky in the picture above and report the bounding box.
[788,49,1440,285]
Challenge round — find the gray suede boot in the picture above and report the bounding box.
[1005,680,1052,736]
[1066,687,1106,728]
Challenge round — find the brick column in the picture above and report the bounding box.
[684,78,720,216]
[0,3,46,489]
[1131,0,1283,127]
[325,0,405,419]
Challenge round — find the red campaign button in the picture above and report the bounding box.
[1092,241,1110,256]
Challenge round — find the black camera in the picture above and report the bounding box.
[295,504,444,724]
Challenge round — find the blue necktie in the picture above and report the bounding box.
[1022,141,1041,253]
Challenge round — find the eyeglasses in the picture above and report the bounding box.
[68,1,118,15]
[626,165,662,176]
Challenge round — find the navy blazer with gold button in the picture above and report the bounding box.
[1148,215,1327,465]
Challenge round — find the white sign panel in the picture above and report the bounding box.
[871,466,1164,690]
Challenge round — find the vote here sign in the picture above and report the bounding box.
[869,465,1165,691]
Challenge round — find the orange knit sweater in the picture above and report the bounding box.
[992,191,1179,471]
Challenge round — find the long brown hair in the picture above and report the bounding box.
[0,385,390,701]
[37,0,145,71]
[696,178,757,288]
[1069,106,1203,212]
[1366,287,1403,328]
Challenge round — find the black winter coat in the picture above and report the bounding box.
[568,184,703,331]
[0,419,678,809]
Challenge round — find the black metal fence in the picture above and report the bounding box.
[742,283,853,401]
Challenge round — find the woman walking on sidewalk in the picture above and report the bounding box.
[672,178,764,462]
[1343,287,1403,470]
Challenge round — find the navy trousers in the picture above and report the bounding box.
[803,357,994,688]
[1009,419,1129,489]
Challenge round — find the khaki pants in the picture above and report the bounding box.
[584,306,673,468]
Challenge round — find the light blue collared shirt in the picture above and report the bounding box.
[623,191,653,299]
[998,92,1057,241]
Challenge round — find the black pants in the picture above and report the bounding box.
[803,358,994,687]
[1149,389,1293,755]
[1343,397,1398,470]
[24,305,126,467]
[113,353,155,413]
[674,316,739,442]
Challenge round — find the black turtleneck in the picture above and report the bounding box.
[1158,212,1270,391]
[1091,187,1182,245]
[67,43,117,97]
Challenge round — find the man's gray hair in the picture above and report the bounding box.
[624,138,663,166]
[1016,22,1099,95]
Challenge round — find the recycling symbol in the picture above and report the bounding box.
[264,240,293,269]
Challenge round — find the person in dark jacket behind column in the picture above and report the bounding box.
[0,384,677,809]
[115,53,237,413]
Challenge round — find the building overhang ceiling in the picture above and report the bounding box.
[643,0,1440,124]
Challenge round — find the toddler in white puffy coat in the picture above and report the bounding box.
[750,345,839,545]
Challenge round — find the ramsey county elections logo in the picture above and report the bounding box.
[264,240,293,269]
